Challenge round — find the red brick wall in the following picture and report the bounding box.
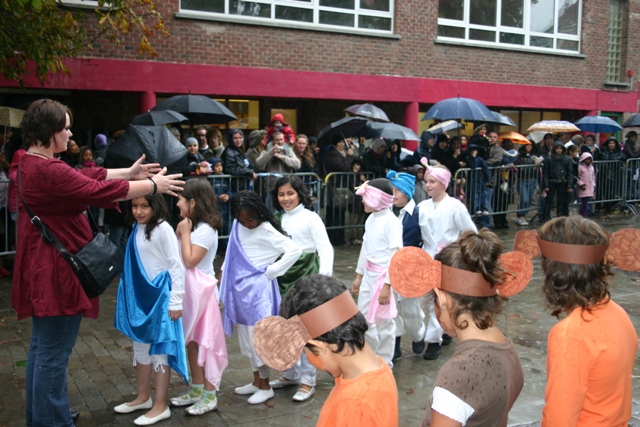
[78,0,640,92]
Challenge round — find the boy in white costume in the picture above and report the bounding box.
[417,160,477,360]
[352,178,403,367]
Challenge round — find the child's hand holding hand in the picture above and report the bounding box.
[378,284,391,305]
[169,310,182,321]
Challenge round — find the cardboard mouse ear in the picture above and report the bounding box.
[496,251,534,297]
[389,247,441,298]
[513,230,540,259]
[606,228,640,271]
[253,316,311,372]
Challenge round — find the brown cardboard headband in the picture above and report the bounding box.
[514,228,640,271]
[253,291,360,371]
[388,246,533,299]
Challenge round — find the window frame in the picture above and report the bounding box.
[437,0,582,55]
[177,0,396,37]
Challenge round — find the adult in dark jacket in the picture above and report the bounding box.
[409,131,435,166]
[596,137,626,212]
[362,138,392,178]
[221,129,256,192]
[322,135,355,245]
[623,131,640,200]
[543,141,575,220]
[514,143,541,226]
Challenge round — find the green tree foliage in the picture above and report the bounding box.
[0,0,168,85]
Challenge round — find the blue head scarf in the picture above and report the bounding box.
[386,170,415,200]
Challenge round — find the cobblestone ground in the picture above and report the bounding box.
[1,212,640,426]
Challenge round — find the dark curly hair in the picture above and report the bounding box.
[280,274,367,356]
[538,216,612,318]
[271,175,313,211]
[230,190,285,235]
[434,229,507,330]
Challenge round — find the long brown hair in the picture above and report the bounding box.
[180,178,223,231]
[295,134,316,168]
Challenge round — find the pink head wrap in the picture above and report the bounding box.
[355,181,393,211]
[420,157,451,188]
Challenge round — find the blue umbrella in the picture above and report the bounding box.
[574,115,623,133]
[422,97,493,122]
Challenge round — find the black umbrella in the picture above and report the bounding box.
[344,103,390,122]
[317,116,368,146]
[131,110,189,126]
[623,113,640,127]
[152,94,237,125]
[359,122,419,141]
[422,97,493,122]
[106,125,188,173]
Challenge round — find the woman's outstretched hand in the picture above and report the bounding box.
[129,154,161,180]
[151,167,185,197]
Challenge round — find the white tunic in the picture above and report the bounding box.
[280,204,334,276]
[356,208,403,283]
[190,222,218,277]
[418,194,478,257]
[135,221,185,310]
[221,220,302,280]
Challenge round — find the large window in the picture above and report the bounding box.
[438,0,581,54]
[180,0,394,34]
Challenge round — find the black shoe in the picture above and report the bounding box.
[412,340,425,354]
[71,412,80,422]
[423,342,442,360]
[441,334,452,346]
[392,337,402,361]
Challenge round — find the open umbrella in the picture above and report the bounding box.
[422,97,493,122]
[498,131,530,145]
[574,115,623,133]
[427,120,463,135]
[317,116,368,146]
[106,125,188,173]
[527,120,579,133]
[152,94,237,125]
[0,106,24,128]
[359,121,419,141]
[344,103,390,122]
[622,114,640,127]
[131,110,189,126]
[480,111,516,127]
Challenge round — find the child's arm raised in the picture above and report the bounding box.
[176,218,210,269]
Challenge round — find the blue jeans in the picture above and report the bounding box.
[517,179,537,216]
[480,186,494,227]
[26,314,82,427]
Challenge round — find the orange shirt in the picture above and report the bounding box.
[316,357,398,427]
[542,300,637,427]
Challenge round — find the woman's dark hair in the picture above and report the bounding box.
[127,194,170,240]
[538,216,612,318]
[271,175,313,211]
[280,274,368,355]
[434,229,507,330]
[21,99,73,148]
[181,178,223,231]
[368,177,394,196]
[207,128,222,145]
[230,190,286,235]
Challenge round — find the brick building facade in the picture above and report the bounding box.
[1,0,639,146]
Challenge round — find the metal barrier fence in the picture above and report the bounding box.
[451,159,637,223]
[3,161,639,257]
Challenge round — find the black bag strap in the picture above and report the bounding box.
[18,161,83,272]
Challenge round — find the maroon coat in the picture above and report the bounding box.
[12,155,129,320]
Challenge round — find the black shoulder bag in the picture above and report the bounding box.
[19,167,123,298]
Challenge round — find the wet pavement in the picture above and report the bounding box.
[1,212,640,426]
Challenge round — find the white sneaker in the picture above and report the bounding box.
[234,383,260,395]
[185,394,218,415]
[170,389,202,407]
[247,388,275,405]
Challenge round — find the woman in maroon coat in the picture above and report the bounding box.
[13,99,184,427]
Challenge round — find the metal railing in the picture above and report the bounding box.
[4,160,639,258]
